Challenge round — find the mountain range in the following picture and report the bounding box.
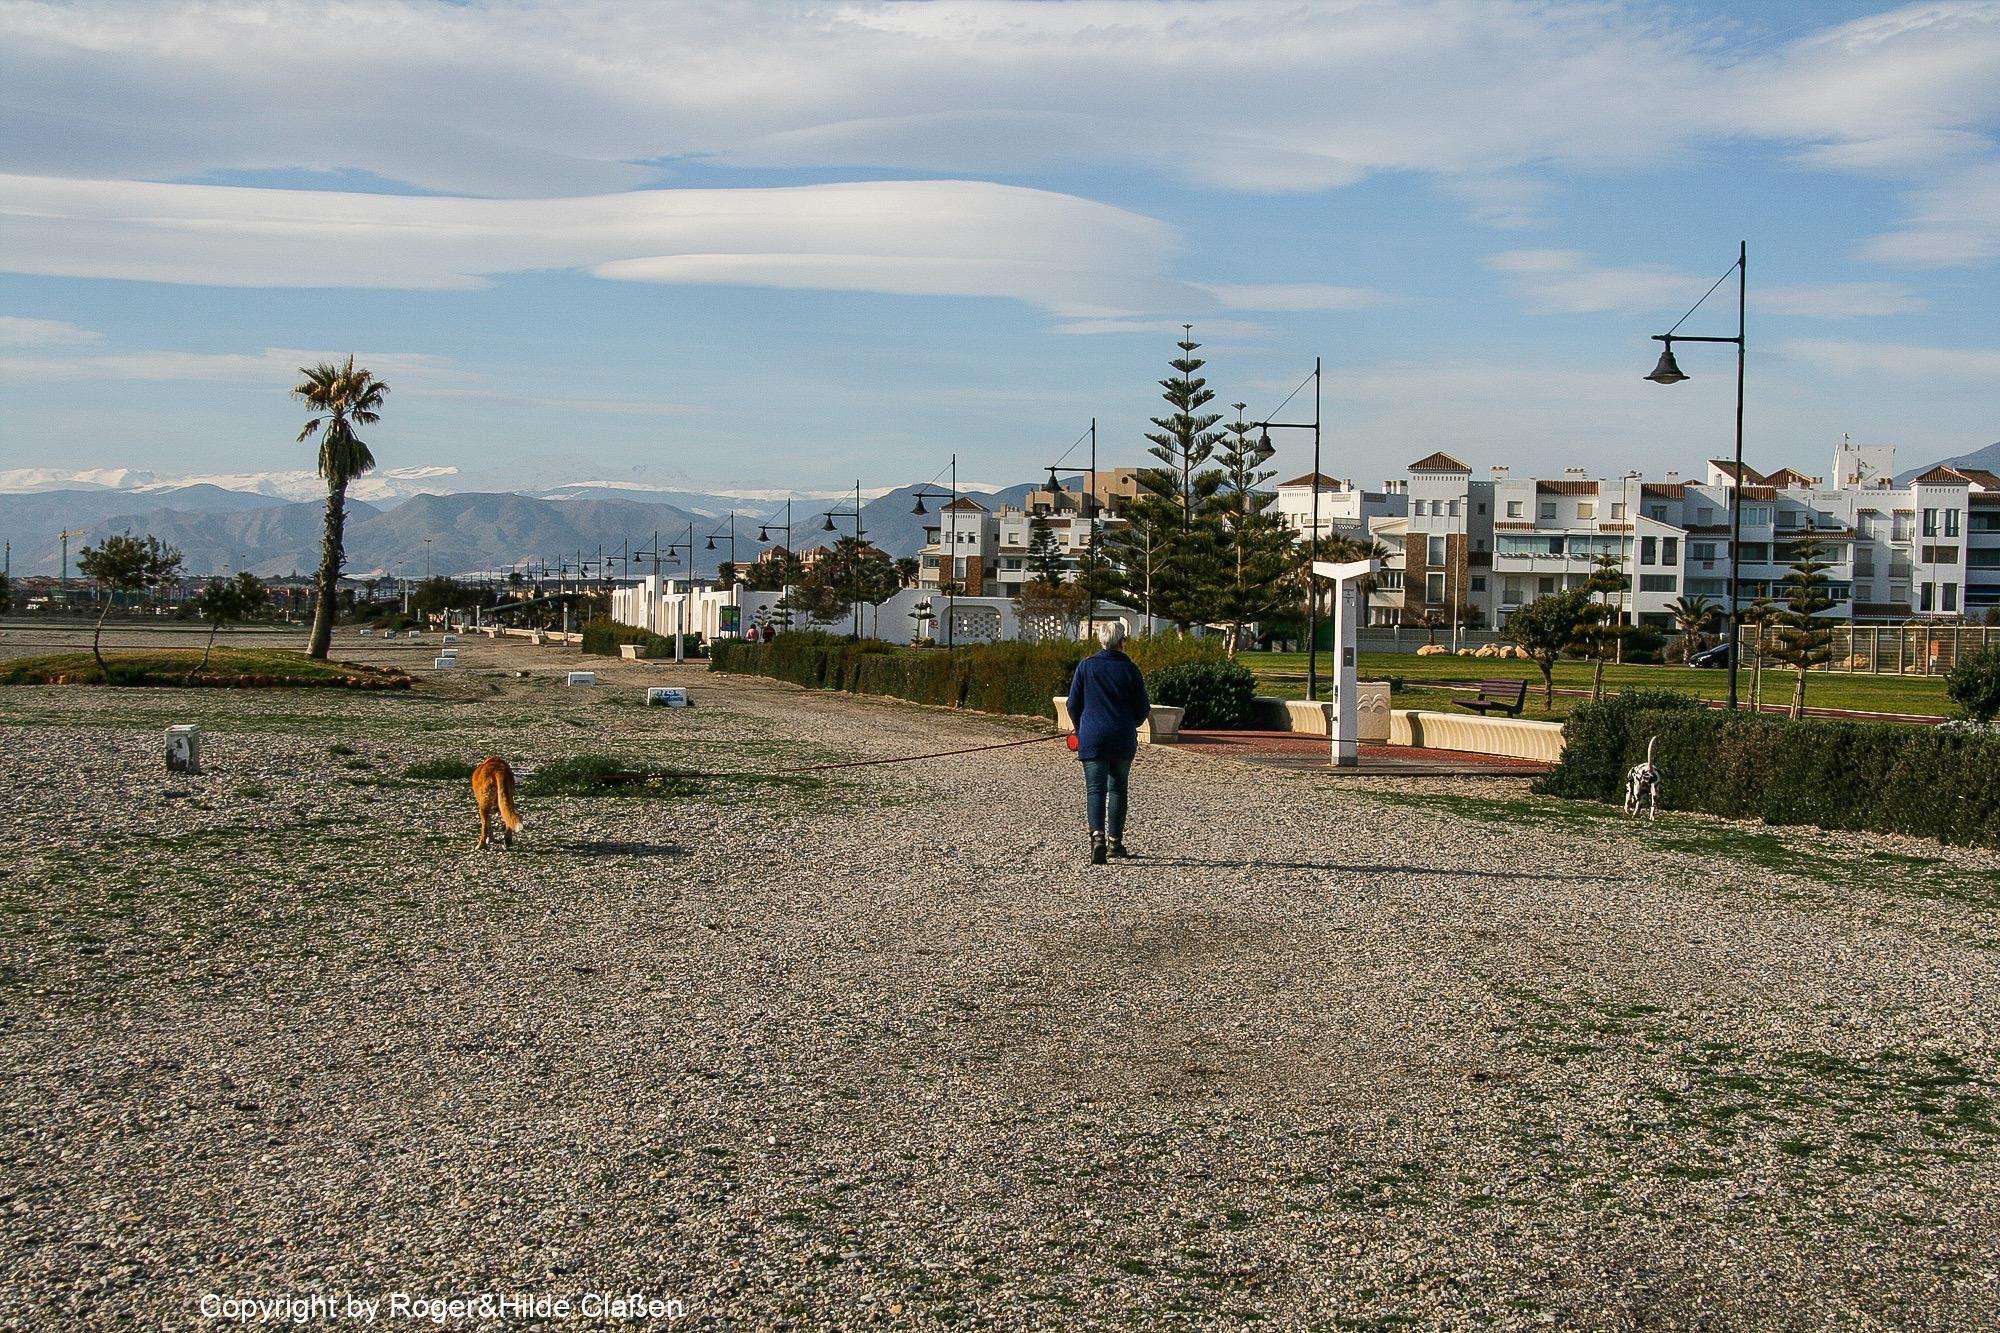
[0,478,1040,579]
[1894,441,2000,486]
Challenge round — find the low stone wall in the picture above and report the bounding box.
[1052,697,1187,745]
[1389,710,1565,763]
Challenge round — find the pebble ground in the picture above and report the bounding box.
[3,628,1999,1329]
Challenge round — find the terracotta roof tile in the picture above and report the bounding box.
[1407,451,1471,473]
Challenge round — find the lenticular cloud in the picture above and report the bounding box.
[0,174,1184,316]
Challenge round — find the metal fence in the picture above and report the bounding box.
[1738,622,2000,676]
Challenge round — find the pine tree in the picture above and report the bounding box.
[1567,554,1630,702]
[1210,404,1294,657]
[1105,329,1229,629]
[1766,533,1837,718]
[1025,515,1067,588]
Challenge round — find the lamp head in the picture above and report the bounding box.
[911,496,927,515]
[1645,341,1689,385]
[705,536,715,551]
[1258,429,1272,450]
[823,515,836,532]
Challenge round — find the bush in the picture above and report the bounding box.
[1945,646,2000,721]
[1537,690,2000,847]
[1123,631,1225,676]
[710,632,1086,721]
[1147,659,1257,728]
[579,616,678,658]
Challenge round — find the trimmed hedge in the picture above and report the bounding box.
[580,616,681,658]
[1535,690,2000,847]
[708,630,1232,724]
[1149,659,1256,728]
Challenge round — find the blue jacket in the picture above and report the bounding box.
[1069,648,1150,762]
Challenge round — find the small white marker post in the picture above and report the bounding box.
[165,724,202,774]
[1311,556,1380,768]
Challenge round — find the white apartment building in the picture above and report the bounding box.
[914,496,1122,600]
[1355,439,1995,629]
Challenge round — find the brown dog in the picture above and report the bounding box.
[471,756,524,850]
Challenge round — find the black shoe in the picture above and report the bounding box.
[1109,842,1131,859]
[1090,837,1108,865]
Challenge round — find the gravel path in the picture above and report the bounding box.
[4,631,1999,1329]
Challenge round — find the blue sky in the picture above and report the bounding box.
[1,0,1997,500]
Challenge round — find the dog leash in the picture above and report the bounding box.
[648,731,1070,780]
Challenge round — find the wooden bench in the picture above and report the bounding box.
[1456,679,1528,717]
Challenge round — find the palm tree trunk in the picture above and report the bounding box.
[308,478,347,660]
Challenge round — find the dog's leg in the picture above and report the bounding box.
[477,803,490,850]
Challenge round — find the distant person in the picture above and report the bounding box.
[1067,620,1151,864]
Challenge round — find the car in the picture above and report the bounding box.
[1688,641,1733,668]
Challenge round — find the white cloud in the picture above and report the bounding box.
[1051,317,1273,339]
[0,346,462,385]
[0,315,102,346]
[1487,250,1927,318]
[2,1,1995,213]
[1782,338,2000,380]
[0,174,1183,315]
[1202,283,1392,312]
[1863,160,2000,266]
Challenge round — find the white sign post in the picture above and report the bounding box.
[1311,557,1379,767]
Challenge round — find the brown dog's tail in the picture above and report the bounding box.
[495,760,524,832]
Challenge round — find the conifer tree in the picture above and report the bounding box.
[1210,404,1294,657]
[1766,533,1837,718]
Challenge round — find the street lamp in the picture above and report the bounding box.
[1255,358,1324,700]
[1644,240,1747,710]
[1044,419,1101,644]
[818,480,868,637]
[910,455,959,647]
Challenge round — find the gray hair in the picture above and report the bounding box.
[1096,620,1127,650]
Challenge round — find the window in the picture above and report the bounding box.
[1506,500,1524,518]
[1426,572,1446,603]
[1610,502,1626,520]
[1640,536,1657,565]
[1377,570,1403,591]
[1539,501,1557,520]
[1945,583,1960,613]
[1504,578,1524,601]
[1427,535,1446,565]
[1470,575,1486,592]
[1639,574,1678,593]
[1920,583,1934,611]
[1923,508,1938,537]
[1696,507,1714,525]
[1448,499,1461,518]
[1649,505,1668,521]
[1946,510,1961,537]
[1476,502,1486,515]
[1538,576,1556,595]
[1691,542,1718,561]
[1577,502,1595,520]
[1661,537,1678,565]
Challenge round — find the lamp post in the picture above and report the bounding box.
[637,526,695,659]
[1256,357,1324,700]
[820,480,868,638]
[910,455,959,646]
[1044,419,1101,644]
[1645,240,1746,710]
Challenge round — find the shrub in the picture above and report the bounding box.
[403,758,476,781]
[1147,659,1257,728]
[579,616,677,658]
[1537,691,2000,847]
[1124,631,1225,676]
[709,632,1085,721]
[1945,646,2000,722]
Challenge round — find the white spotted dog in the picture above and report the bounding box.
[1624,735,1662,822]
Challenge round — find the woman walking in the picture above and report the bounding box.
[1067,620,1151,864]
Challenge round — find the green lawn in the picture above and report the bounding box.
[1242,650,1953,720]
[0,647,412,689]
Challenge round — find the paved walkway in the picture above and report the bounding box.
[1177,727,1551,776]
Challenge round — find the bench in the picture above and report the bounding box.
[1456,679,1528,718]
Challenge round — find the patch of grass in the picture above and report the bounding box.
[403,758,477,781]
[521,752,821,801]
[0,647,411,690]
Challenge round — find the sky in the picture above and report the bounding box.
[1,0,1998,499]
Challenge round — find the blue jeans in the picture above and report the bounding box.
[1083,756,1132,840]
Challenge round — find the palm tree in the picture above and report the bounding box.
[1665,594,1720,664]
[294,357,388,659]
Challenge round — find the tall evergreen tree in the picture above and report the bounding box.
[1766,534,1837,719]
[1144,327,1226,532]
[1025,515,1067,588]
[1210,404,1294,656]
